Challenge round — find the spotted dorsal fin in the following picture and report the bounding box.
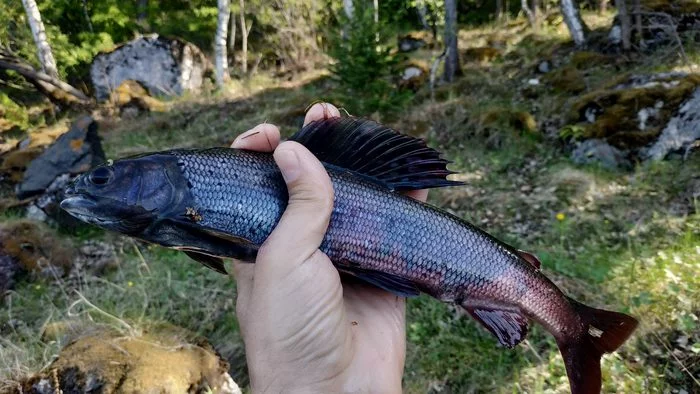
[289,117,463,191]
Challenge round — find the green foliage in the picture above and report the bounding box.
[328,2,412,115]
[0,91,29,130]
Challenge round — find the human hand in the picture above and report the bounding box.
[229,103,428,393]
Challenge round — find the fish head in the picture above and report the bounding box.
[60,154,186,235]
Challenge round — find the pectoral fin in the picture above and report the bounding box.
[183,251,227,274]
[338,265,420,298]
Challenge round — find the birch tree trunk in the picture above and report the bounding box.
[239,0,248,75]
[215,0,230,87]
[560,0,589,46]
[443,0,460,83]
[343,0,354,19]
[21,0,59,80]
[615,0,631,50]
[522,0,536,27]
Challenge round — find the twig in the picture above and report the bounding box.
[131,240,151,275]
[652,331,700,388]
[68,291,139,337]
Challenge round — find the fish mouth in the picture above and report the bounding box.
[60,195,118,225]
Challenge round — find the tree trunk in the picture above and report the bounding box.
[417,0,430,29]
[343,0,354,19]
[522,0,536,27]
[215,0,230,87]
[599,0,607,14]
[81,0,93,32]
[137,0,148,30]
[229,9,236,52]
[615,0,631,50]
[239,0,248,75]
[531,0,539,25]
[633,0,643,47]
[443,0,460,83]
[560,0,589,46]
[0,47,89,106]
[20,0,59,80]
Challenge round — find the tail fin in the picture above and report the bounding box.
[556,297,638,394]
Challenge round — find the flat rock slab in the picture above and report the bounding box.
[16,116,104,200]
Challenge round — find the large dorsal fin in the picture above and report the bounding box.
[289,117,464,191]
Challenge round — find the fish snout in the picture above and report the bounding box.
[59,195,97,216]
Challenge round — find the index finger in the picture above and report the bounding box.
[304,102,341,126]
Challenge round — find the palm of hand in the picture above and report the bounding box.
[237,250,405,393]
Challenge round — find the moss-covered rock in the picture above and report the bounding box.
[15,329,241,394]
[567,73,700,150]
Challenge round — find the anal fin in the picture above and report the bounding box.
[464,306,529,348]
[338,266,420,298]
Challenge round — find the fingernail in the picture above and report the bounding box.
[275,148,300,183]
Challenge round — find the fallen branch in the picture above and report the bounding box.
[631,11,689,66]
[0,46,91,106]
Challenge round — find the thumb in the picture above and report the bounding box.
[255,141,334,276]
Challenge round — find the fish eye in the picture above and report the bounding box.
[89,166,113,186]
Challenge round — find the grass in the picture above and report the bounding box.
[2,11,700,393]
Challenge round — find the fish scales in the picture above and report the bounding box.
[174,148,575,333]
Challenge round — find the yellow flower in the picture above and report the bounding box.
[128,281,134,287]
[556,212,566,221]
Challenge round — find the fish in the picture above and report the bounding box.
[60,117,638,394]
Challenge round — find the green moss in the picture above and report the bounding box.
[643,0,700,14]
[570,51,613,70]
[544,66,587,94]
[480,107,538,133]
[462,47,502,63]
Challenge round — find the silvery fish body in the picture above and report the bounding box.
[61,118,637,394]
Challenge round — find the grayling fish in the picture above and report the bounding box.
[61,117,638,394]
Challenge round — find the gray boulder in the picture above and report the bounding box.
[572,139,630,169]
[16,116,104,229]
[91,34,210,101]
[644,87,700,160]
